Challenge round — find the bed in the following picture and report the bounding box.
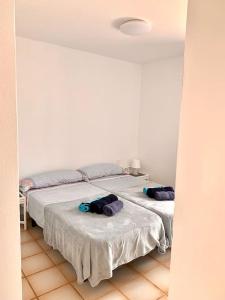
[43,195,167,286]
[22,165,170,286]
[90,174,174,246]
[26,181,106,228]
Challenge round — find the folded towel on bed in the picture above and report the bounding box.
[143,186,174,198]
[90,194,118,214]
[103,200,123,216]
[79,202,91,212]
[154,191,175,201]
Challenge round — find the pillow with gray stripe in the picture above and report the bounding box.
[20,169,83,192]
[78,163,123,180]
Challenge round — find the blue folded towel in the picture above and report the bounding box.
[79,203,91,212]
[103,200,123,216]
[154,191,175,201]
[90,194,118,214]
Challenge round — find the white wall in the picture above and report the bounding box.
[16,37,141,177]
[16,37,183,183]
[0,1,22,299]
[170,0,225,299]
[139,57,183,186]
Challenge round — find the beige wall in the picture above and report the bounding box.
[139,57,183,186]
[170,0,225,299]
[0,1,22,299]
[16,37,141,178]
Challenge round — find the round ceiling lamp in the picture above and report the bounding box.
[119,19,152,36]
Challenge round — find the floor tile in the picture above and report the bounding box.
[58,262,77,281]
[117,277,163,300]
[163,260,170,269]
[37,239,52,251]
[97,290,127,300]
[129,255,160,274]
[150,249,171,268]
[21,241,43,258]
[144,264,170,293]
[27,266,67,296]
[22,252,54,276]
[72,280,114,300]
[46,249,65,265]
[20,229,171,300]
[21,231,33,244]
[29,226,43,240]
[110,265,140,287]
[22,278,35,300]
[39,284,82,300]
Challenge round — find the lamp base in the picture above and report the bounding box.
[131,173,145,177]
[131,168,139,176]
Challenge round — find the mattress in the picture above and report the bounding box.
[27,181,107,228]
[44,197,167,287]
[90,175,174,246]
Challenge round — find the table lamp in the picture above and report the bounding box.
[131,159,141,175]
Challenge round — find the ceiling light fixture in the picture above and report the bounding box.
[119,19,152,36]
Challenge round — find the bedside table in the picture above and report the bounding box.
[129,173,150,181]
[19,192,27,230]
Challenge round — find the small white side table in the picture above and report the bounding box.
[19,192,27,230]
[129,173,150,182]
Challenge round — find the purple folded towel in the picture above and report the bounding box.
[144,186,174,198]
[103,200,123,216]
[154,191,175,201]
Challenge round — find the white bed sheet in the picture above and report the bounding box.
[27,182,107,228]
[90,175,174,245]
[44,197,167,286]
[90,174,148,190]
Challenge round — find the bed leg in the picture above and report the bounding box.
[31,219,37,227]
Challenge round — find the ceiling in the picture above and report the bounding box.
[15,0,188,63]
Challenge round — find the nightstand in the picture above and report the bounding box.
[129,173,150,181]
[19,192,27,230]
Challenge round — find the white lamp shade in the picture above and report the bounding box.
[131,159,141,169]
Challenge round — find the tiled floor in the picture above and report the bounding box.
[21,223,170,300]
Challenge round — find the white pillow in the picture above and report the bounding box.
[20,169,83,192]
[77,163,123,180]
